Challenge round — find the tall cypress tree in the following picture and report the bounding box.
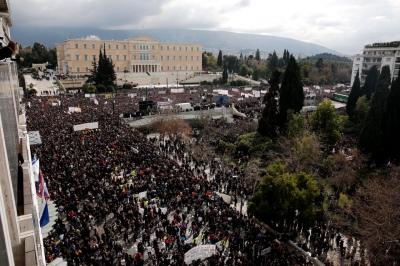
[358,65,391,163]
[255,49,261,61]
[361,65,379,100]
[278,55,304,130]
[217,50,223,67]
[346,69,362,121]
[258,69,280,139]
[383,77,400,162]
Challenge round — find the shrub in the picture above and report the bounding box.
[96,85,107,93]
[106,85,115,92]
[123,83,133,89]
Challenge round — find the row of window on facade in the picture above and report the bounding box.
[73,54,200,61]
[362,50,400,55]
[74,43,200,52]
[74,65,199,72]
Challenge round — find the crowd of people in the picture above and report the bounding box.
[25,87,321,266]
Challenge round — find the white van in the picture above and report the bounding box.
[175,103,193,112]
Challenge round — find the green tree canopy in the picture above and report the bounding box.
[346,69,362,122]
[248,160,320,229]
[278,55,305,130]
[239,65,247,77]
[267,51,279,71]
[310,99,342,145]
[255,49,261,61]
[252,67,259,81]
[382,77,400,162]
[358,65,391,163]
[258,68,280,139]
[89,45,116,87]
[217,50,223,67]
[361,65,379,100]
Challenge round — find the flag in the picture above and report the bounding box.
[39,197,50,227]
[36,172,50,200]
[32,154,40,182]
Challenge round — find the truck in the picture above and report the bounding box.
[175,103,194,112]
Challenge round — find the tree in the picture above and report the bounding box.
[353,95,371,132]
[255,49,261,61]
[316,58,324,71]
[244,158,264,196]
[248,160,320,229]
[89,45,116,87]
[239,65,247,77]
[258,69,280,139]
[96,84,107,93]
[267,51,278,71]
[217,50,223,67]
[361,65,379,100]
[310,99,341,145]
[358,65,391,163]
[278,55,305,130]
[353,169,400,264]
[252,67,259,81]
[222,65,228,84]
[382,77,400,162]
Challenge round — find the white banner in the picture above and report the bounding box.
[68,107,81,113]
[160,207,168,214]
[232,88,239,92]
[171,88,185,94]
[85,94,95,98]
[73,122,98,131]
[215,192,232,204]
[244,87,252,91]
[158,91,167,94]
[139,207,144,216]
[184,245,216,264]
[139,191,147,199]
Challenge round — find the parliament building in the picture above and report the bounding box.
[56,35,203,77]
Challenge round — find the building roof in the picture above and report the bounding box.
[364,41,400,49]
[126,35,159,42]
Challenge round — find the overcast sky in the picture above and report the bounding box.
[11,0,400,54]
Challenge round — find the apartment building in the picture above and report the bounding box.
[350,41,400,86]
[56,35,203,75]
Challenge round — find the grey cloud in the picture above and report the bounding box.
[12,0,172,29]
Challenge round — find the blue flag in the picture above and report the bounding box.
[39,197,50,227]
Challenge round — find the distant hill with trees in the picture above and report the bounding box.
[307,53,352,63]
[12,26,342,55]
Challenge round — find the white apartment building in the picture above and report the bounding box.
[350,41,400,86]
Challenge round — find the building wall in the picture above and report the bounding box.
[350,43,400,86]
[56,35,202,76]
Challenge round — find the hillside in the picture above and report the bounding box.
[11,26,342,56]
[308,53,351,62]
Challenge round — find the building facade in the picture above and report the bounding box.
[56,35,203,76]
[350,41,400,86]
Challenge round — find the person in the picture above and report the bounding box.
[0,41,18,60]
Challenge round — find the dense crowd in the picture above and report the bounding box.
[26,90,317,266]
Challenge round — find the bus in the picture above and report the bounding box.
[332,93,348,103]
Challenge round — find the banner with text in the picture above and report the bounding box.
[73,122,98,131]
[184,245,216,264]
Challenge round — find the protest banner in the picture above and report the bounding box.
[215,192,232,204]
[73,122,98,131]
[68,107,82,113]
[184,245,216,264]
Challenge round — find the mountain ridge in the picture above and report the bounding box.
[11,26,342,56]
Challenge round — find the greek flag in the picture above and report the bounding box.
[36,172,50,200]
[39,197,50,227]
[32,154,40,182]
[37,172,50,227]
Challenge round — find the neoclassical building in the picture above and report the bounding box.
[56,35,203,76]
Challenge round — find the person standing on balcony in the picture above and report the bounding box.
[0,41,18,60]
